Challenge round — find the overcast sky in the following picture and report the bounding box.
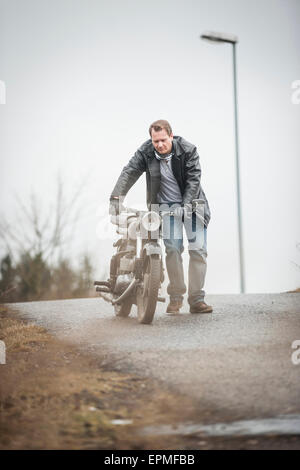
[0,0,299,294]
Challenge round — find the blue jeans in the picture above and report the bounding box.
[161,206,208,307]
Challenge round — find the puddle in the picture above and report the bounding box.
[111,419,133,426]
[140,414,300,438]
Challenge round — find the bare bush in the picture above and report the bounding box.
[0,175,95,302]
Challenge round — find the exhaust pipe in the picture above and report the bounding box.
[94,281,111,288]
[95,286,111,293]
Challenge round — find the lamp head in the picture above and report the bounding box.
[201,31,238,44]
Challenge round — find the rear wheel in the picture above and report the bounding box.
[114,297,133,317]
[137,255,161,324]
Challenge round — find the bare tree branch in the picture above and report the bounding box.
[0,285,17,298]
[1,172,90,268]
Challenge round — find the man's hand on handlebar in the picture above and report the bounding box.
[173,205,192,219]
[109,197,125,216]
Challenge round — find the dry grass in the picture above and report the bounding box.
[0,305,193,450]
[0,319,49,352]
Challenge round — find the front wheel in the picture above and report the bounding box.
[137,255,161,324]
[114,297,133,317]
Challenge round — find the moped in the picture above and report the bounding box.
[94,207,169,324]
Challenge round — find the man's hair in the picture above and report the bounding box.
[149,119,173,137]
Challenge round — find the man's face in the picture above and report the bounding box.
[151,129,173,155]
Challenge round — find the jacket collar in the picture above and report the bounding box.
[172,137,184,158]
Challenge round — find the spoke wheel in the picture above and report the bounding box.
[137,255,161,324]
[114,297,133,317]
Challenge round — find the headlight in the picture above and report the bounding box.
[141,211,161,232]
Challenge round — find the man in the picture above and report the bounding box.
[109,119,212,314]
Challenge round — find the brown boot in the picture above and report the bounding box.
[166,299,183,314]
[190,301,213,314]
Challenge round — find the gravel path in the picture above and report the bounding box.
[10,293,300,425]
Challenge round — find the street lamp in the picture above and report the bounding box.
[200,31,245,294]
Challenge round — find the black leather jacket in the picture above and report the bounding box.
[110,136,211,226]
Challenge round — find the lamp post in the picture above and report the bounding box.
[200,31,245,293]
